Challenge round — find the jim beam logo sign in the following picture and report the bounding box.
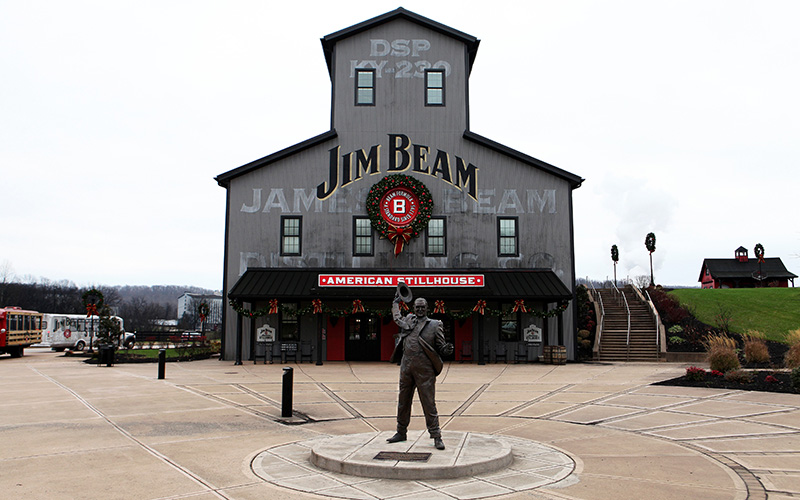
[366,174,433,256]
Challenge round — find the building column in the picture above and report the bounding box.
[543,304,550,346]
[316,313,324,365]
[249,315,256,361]
[235,312,243,366]
[476,313,485,365]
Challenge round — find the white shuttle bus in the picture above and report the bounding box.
[40,314,133,351]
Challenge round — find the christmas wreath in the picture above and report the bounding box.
[82,288,104,316]
[645,232,656,254]
[366,174,433,255]
[198,302,210,321]
[754,243,765,263]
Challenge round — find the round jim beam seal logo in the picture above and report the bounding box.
[379,187,420,227]
[366,174,433,256]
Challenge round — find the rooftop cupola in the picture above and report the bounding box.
[735,246,749,262]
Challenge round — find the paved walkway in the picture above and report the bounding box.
[2,348,800,499]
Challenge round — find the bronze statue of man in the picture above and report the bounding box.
[387,294,453,450]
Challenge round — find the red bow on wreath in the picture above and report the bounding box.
[512,299,528,313]
[472,300,487,315]
[312,299,323,314]
[199,313,207,322]
[352,299,365,314]
[85,304,98,317]
[268,299,279,315]
[433,300,445,314]
[387,224,413,256]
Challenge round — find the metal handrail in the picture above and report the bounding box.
[645,290,661,351]
[589,281,605,354]
[628,283,664,358]
[613,283,631,360]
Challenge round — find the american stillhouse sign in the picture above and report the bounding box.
[318,275,485,287]
[216,8,583,364]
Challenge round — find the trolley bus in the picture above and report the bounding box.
[40,313,133,351]
[0,307,43,357]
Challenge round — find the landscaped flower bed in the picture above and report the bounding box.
[655,366,799,394]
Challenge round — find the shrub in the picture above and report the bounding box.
[786,345,800,369]
[724,370,754,384]
[668,325,684,334]
[707,345,740,374]
[649,288,690,324]
[742,330,770,364]
[785,329,800,369]
[764,374,779,384]
[669,336,685,345]
[685,366,706,381]
[792,367,800,392]
[710,370,724,377]
[703,332,737,351]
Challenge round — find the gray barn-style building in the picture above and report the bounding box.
[216,8,583,364]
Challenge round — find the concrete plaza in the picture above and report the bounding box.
[2,348,800,499]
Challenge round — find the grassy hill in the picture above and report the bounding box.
[668,288,800,342]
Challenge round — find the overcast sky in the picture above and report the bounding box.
[2,1,798,291]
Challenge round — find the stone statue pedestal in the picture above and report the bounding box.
[310,431,512,480]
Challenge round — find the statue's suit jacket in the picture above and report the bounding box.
[390,313,446,375]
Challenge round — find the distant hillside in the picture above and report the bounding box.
[116,285,218,305]
[668,288,800,342]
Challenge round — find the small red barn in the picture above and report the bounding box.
[699,246,797,288]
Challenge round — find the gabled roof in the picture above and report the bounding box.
[215,130,337,187]
[464,131,584,189]
[228,268,572,302]
[321,7,481,77]
[700,257,797,282]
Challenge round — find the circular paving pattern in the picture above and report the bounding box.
[251,431,576,499]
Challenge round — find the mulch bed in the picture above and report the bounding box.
[655,333,800,394]
[654,370,798,394]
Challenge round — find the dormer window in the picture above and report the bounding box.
[355,69,375,106]
[425,69,445,106]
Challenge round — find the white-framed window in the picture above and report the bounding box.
[281,216,302,256]
[425,217,446,256]
[353,217,374,256]
[497,217,518,256]
[425,69,445,106]
[355,69,375,106]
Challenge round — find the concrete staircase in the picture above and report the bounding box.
[596,287,660,362]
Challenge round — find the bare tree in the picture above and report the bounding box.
[0,260,13,305]
[633,275,651,288]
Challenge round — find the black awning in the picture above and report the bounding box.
[228,268,572,302]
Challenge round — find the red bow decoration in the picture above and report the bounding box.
[387,224,413,256]
[472,300,487,315]
[312,299,323,314]
[512,299,527,313]
[268,299,279,315]
[199,313,207,322]
[399,301,409,312]
[352,299,365,314]
[433,300,445,314]
[85,304,98,317]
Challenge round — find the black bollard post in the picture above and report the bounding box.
[158,349,166,379]
[281,367,293,418]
